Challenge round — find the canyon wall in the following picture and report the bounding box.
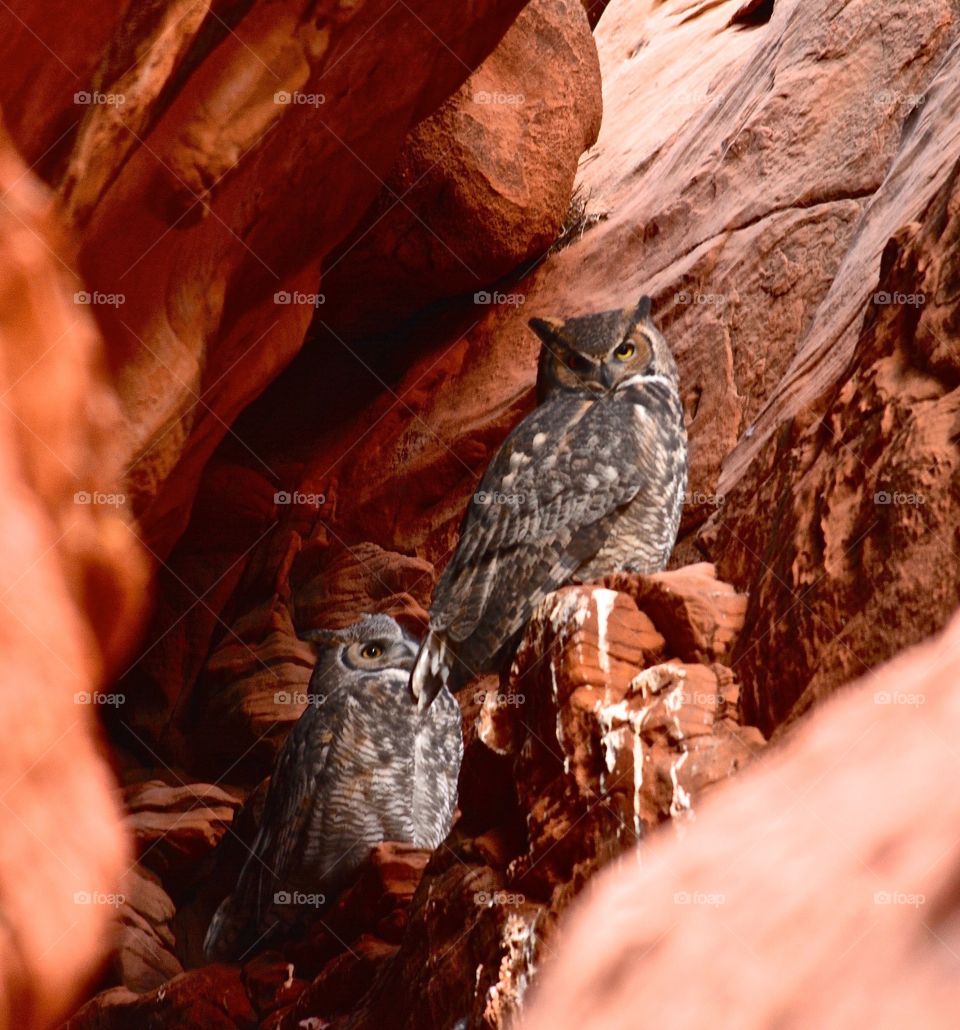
[0,0,958,1027]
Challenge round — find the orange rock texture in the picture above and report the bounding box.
[69,567,760,1029]
[0,0,540,556]
[524,611,960,1030]
[0,0,959,1027]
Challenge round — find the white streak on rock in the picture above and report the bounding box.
[594,588,619,677]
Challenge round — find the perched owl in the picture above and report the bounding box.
[204,614,463,961]
[411,296,687,708]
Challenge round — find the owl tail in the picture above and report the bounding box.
[411,631,448,712]
[412,631,480,710]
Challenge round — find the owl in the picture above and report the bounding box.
[204,614,463,961]
[411,295,687,707]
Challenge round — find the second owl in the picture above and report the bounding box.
[205,614,462,961]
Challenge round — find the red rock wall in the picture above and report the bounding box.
[713,70,960,733]
[524,608,960,1030]
[0,0,536,557]
[3,0,960,1027]
[0,1,593,1025]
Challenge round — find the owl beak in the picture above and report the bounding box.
[600,362,617,390]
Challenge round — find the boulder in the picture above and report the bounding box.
[320,0,602,339]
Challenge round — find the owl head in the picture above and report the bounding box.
[529,296,678,402]
[301,614,420,679]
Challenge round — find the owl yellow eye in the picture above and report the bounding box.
[614,341,636,361]
[360,643,383,659]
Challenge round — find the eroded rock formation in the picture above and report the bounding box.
[0,0,959,1027]
[523,607,960,1030]
[69,566,760,1028]
[715,141,960,733]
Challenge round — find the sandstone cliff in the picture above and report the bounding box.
[0,0,958,1027]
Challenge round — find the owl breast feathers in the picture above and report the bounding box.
[411,295,687,708]
[204,614,462,962]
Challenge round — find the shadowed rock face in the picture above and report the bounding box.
[5,0,960,1027]
[112,0,603,780]
[0,0,537,557]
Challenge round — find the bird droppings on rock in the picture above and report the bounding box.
[69,563,757,1028]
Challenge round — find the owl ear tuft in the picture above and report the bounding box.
[633,295,653,324]
[528,316,562,344]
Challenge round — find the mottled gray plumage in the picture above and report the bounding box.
[411,296,687,707]
[204,614,462,961]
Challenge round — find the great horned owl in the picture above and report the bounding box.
[204,614,462,961]
[411,296,687,707]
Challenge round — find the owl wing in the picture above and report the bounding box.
[205,693,341,959]
[432,393,649,646]
[245,705,335,913]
